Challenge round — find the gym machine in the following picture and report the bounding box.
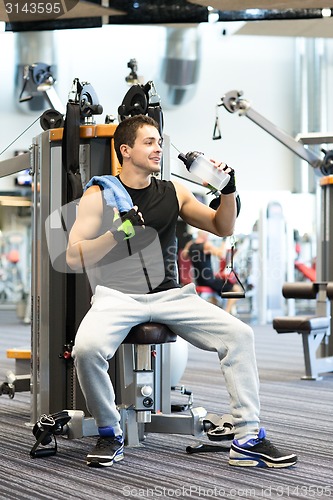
[273,281,332,380]
[0,77,235,456]
[218,90,333,378]
[29,77,159,421]
[0,76,104,399]
[32,79,234,456]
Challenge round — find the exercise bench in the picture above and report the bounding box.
[0,347,31,398]
[272,282,333,380]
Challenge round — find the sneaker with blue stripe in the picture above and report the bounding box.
[86,435,124,467]
[229,428,297,468]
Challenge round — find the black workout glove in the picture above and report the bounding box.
[221,168,236,195]
[209,192,241,217]
[110,208,144,243]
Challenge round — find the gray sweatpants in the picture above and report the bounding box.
[72,283,260,439]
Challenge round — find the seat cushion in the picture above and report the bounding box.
[282,282,318,299]
[272,315,330,334]
[123,322,177,345]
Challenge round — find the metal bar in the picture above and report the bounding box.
[146,413,195,435]
[43,86,66,116]
[162,134,171,181]
[296,132,333,145]
[245,107,322,168]
[221,90,324,171]
[0,152,30,178]
[30,140,39,424]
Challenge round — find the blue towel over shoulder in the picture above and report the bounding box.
[84,175,133,213]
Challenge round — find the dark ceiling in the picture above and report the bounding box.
[2,0,331,32]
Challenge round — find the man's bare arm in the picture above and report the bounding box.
[173,181,236,237]
[66,186,117,271]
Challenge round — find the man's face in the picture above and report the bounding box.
[128,124,163,174]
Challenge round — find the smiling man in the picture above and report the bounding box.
[66,114,297,469]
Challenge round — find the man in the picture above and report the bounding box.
[66,115,297,468]
[181,230,242,314]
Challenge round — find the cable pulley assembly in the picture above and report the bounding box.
[212,104,222,140]
[218,89,333,176]
[221,238,246,299]
[118,79,164,135]
[40,109,64,131]
[19,62,55,103]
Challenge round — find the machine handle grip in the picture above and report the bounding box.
[220,292,245,299]
[30,447,57,458]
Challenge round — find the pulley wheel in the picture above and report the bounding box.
[40,109,64,131]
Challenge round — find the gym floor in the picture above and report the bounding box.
[0,306,332,499]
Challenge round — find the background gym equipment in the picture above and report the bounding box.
[218,90,333,175]
[273,282,332,380]
[18,62,65,122]
[219,89,333,376]
[220,238,246,300]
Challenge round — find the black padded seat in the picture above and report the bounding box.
[273,315,330,334]
[123,322,177,345]
[282,282,318,299]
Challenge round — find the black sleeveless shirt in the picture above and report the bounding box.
[87,176,181,294]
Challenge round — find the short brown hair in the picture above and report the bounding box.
[113,115,160,165]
